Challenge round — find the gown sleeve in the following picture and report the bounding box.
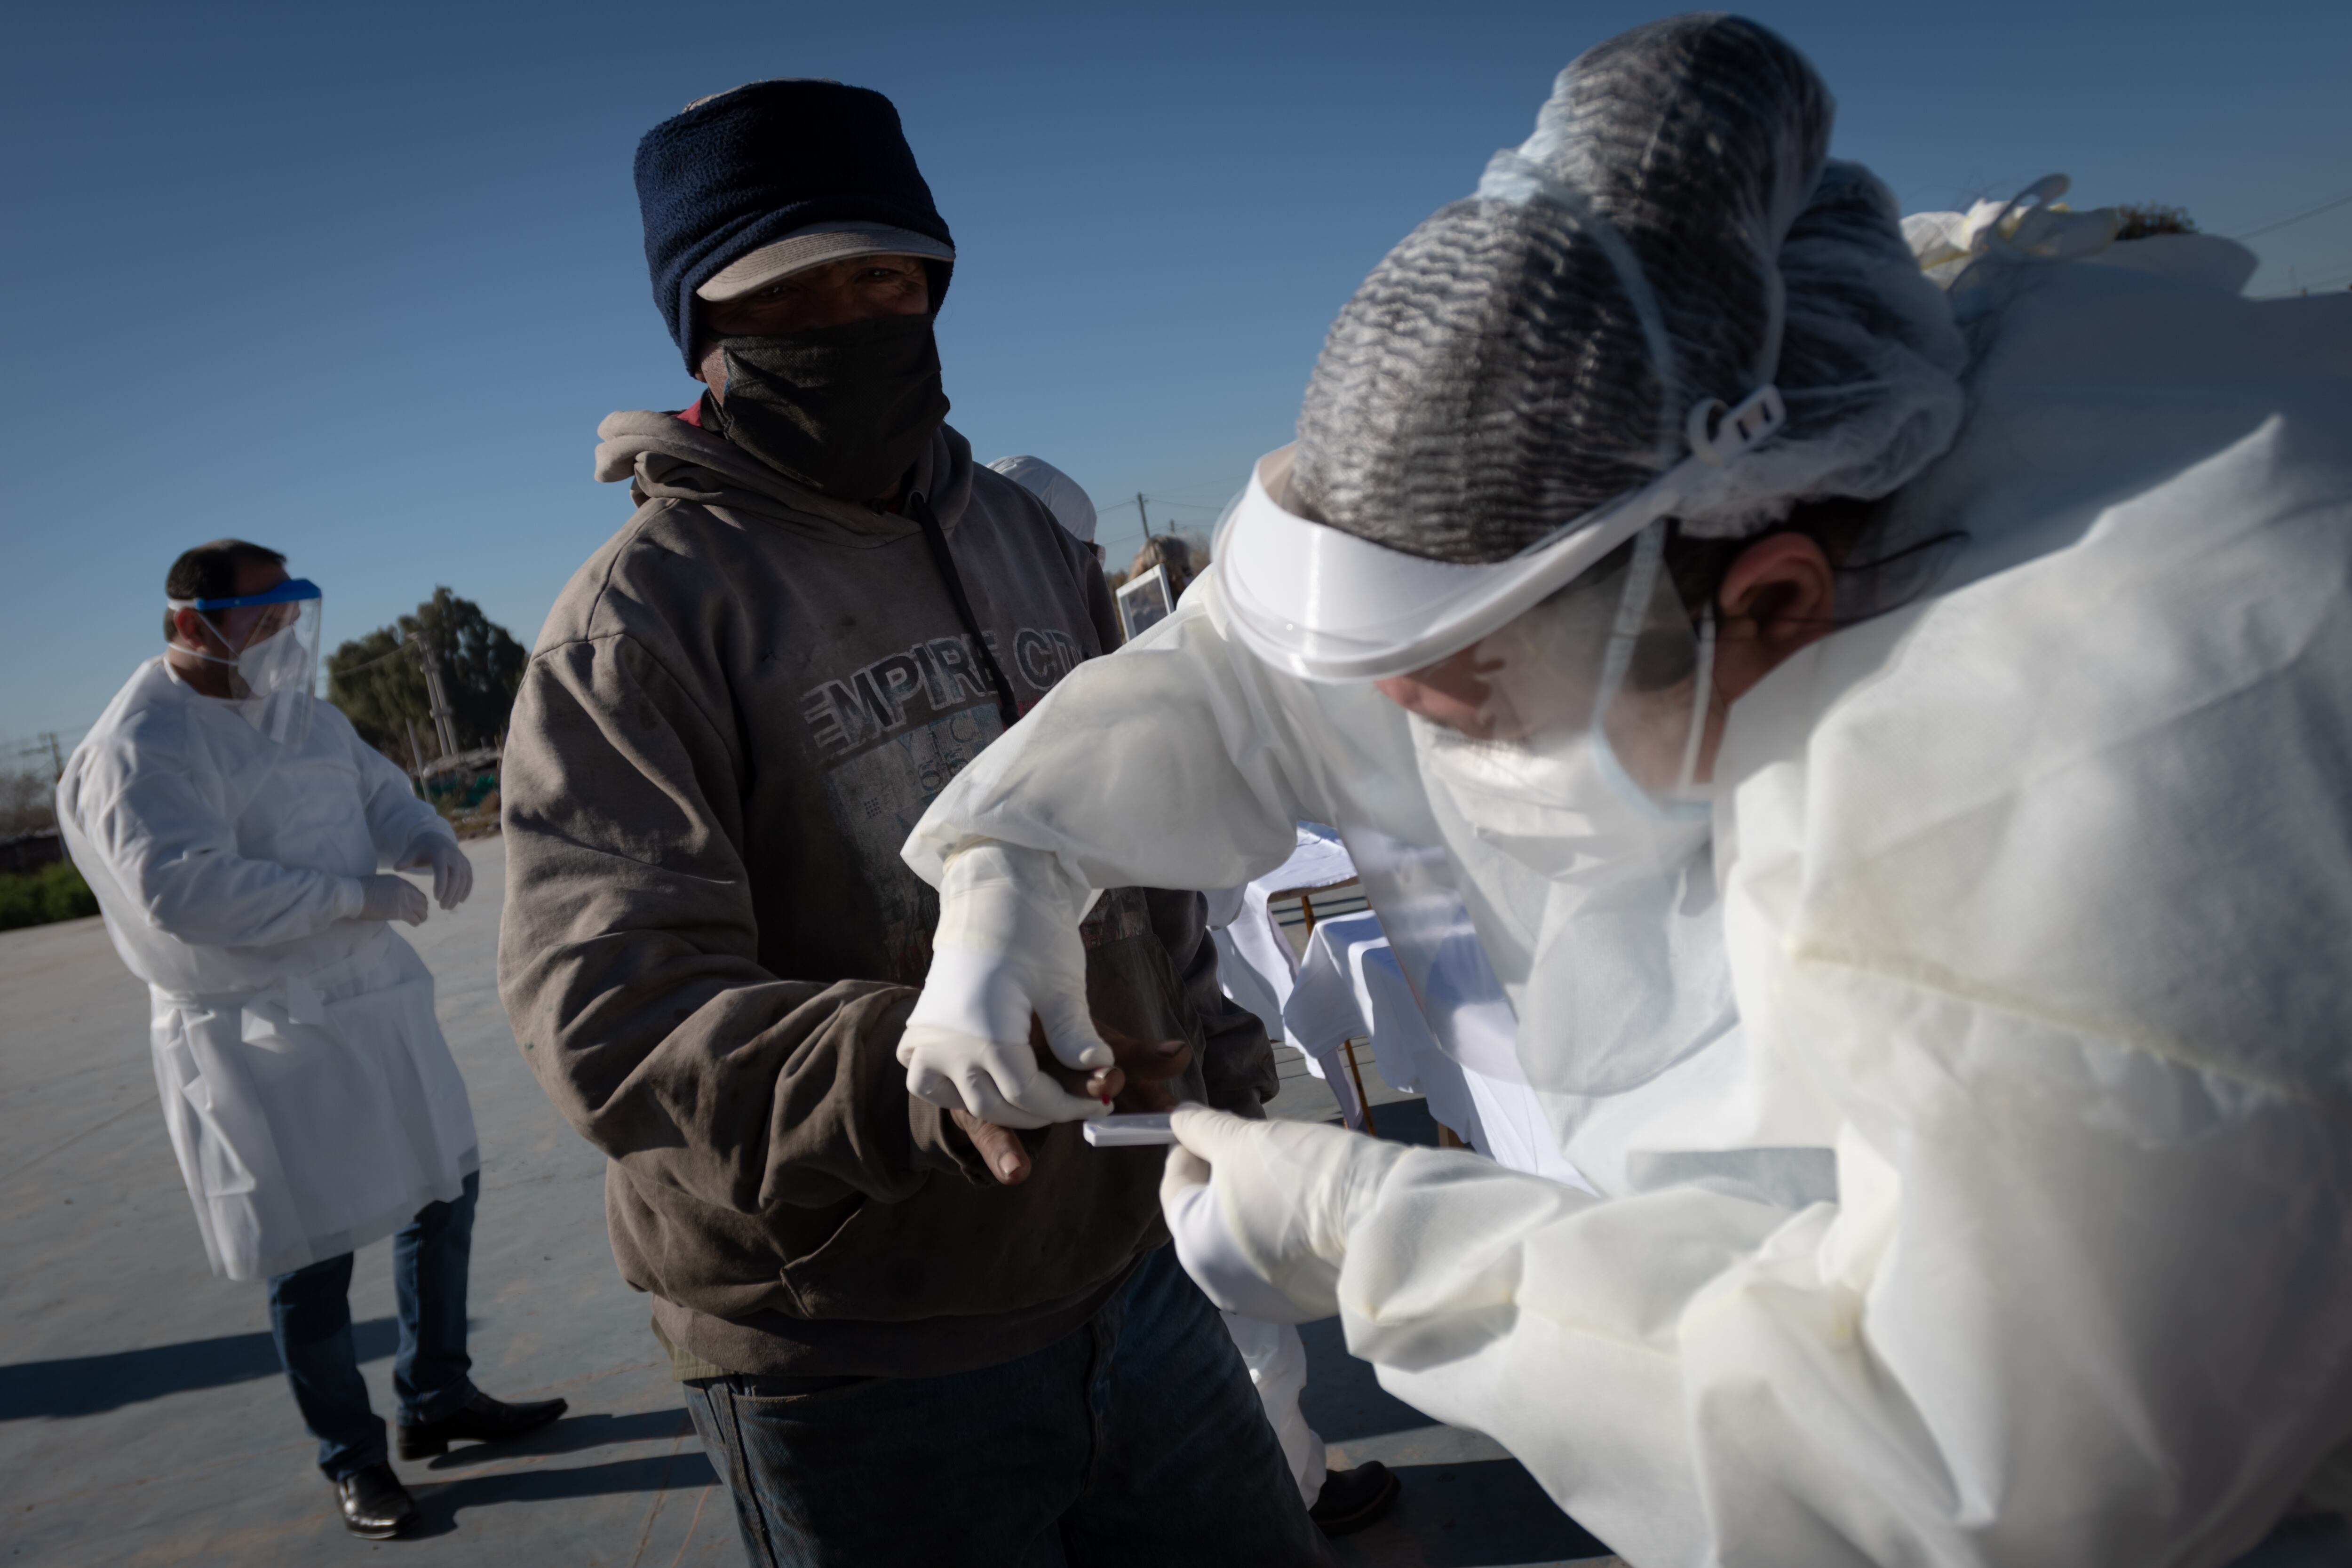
[65,710,365,948]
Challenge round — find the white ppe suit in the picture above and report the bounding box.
[58,659,478,1282]
[906,259,2352,1564]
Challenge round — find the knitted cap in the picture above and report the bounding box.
[635,80,955,370]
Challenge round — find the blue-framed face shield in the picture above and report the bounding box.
[165,578,324,746]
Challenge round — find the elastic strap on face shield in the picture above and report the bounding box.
[1478,151,1683,468]
[1589,521,1715,822]
[179,625,240,666]
[1592,521,1669,716]
[1674,608,1716,799]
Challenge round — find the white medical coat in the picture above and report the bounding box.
[910,261,2352,1564]
[58,659,478,1281]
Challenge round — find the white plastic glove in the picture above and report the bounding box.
[900,847,1114,1128]
[356,873,430,927]
[1160,1106,1406,1324]
[395,835,473,909]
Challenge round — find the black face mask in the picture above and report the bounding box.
[706,313,951,500]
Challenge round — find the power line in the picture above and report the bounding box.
[2232,190,2352,243]
[2256,262,2352,298]
[1,728,87,783]
[331,638,425,677]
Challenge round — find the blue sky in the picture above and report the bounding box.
[4,0,2347,749]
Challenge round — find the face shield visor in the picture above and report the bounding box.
[1216,384,1780,884]
[166,578,324,746]
[1397,520,1717,891]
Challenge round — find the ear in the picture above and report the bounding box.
[1711,532,1836,704]
[169,606,209,650]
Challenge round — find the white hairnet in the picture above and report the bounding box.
[987,454,1098,545]
[1292,14,1966,556]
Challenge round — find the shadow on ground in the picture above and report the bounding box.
[1,1318,415,1419]
[406,1449,721,1538]
[425,1408,695,1469]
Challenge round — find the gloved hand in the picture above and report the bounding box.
[954,1018,1194,1185]
[1160,1106,1406,1324]
[395,835,474,910]
[357,873,430,927]
[900,847,1114,1128]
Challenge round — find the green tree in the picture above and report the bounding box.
[327,588,526,764]
[2114,204,2197,241]
[0,765,56,834]
[0,860,97,930]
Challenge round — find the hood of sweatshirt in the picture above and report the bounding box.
[594,409,977,548]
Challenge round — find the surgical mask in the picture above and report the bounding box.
[222,621,314,699]
[1414,718,1711,890]
[1408,553,1730,1101]
[1409,518,1716,853]
[706,313,951,500]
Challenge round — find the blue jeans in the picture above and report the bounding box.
[267,1170,478,1480]
[684,1245,1335,1568]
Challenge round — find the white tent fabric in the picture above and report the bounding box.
[1202,822,1357,1046]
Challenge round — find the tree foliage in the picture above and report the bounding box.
[0,767,56,834]
[0,860,96,930]
[326,588,526,764]
[2114,204,2197,241]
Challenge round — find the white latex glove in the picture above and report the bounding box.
[357,873,430,927]
[395,835,473,910]
[899,849,1113,1129]
[1160,1106,1406,1324]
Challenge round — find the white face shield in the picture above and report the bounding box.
[1215,380,1780,881]
[167,577,324,746]
[1400,520,1719,894]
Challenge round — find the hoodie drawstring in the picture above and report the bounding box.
[908,489,1023,733]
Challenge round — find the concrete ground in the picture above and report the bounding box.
[1,838,1614,1567]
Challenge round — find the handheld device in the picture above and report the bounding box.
[1082,1112,1178,1147]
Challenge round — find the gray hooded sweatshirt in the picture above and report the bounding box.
[497,411,1276,1378]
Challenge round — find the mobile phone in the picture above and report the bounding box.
[1082,1112,1178,1147]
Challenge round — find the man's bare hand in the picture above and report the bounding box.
[952,1015,1192,1185]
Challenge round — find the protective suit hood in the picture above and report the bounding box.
[1716,257,2352,1122]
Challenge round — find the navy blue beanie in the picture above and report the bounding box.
[635,80,954,372]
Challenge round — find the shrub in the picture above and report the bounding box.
[0,859,99,931]
[2114,204,2197,241]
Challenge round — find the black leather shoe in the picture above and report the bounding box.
[396,1389,568,1460]
[1310,1461,1402,1538]
[336,1462,417,1539]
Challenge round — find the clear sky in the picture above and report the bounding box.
[5,0,2347,750]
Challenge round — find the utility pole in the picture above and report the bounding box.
[404,716,428,775]
[1136,493,1150,541]
[420,646,459,760]
[399,627,461,761]
[44,732,64,784]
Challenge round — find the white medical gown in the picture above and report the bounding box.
[909,260,2352,1564]
[58,660,478,1281]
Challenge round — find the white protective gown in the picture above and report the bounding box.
[910,258,2352,1564]
[58,659,478,1281]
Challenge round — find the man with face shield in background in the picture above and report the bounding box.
[904,14,2352,1567]
[55,540,564,1540]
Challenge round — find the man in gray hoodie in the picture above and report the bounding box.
[496,80,1333,1565]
